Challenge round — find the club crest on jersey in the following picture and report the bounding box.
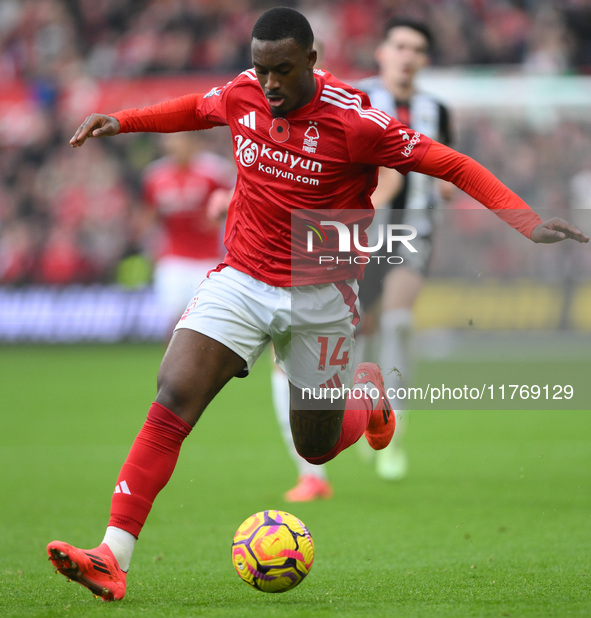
[269,118,290,143]
[303,122,319,154]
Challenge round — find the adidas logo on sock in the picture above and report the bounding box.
[114,481,131,495]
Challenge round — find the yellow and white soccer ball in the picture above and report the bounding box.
[231,510,314,593]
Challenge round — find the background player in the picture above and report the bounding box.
[46,7,588,602]
[356,18,454,481]
[141,132,235,337]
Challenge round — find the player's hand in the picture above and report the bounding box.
[530,217,589,244]
[206,188,233,222]
[70,114,121,147]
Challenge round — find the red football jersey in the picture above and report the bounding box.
[143,152,234,260]
[115,69,432,285]
[199,69,431,285]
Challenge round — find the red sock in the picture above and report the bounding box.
[303,392,372,465]
[108,402,192,538]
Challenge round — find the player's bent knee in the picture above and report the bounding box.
[297,450,335,466]
[155,373,208,426]
[290,408,343,461]
[295,444,332,465]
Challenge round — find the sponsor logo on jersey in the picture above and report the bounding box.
[238,111,256,130]
[401,131,421,157]
[398,129,410,141]
[234,136,259,167]
[234,135,322,173]
[303,122,319,153]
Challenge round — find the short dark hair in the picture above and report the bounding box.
[383,17,433,52]
[251,7,314,49]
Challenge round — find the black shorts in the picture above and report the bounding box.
[358,209,434,311]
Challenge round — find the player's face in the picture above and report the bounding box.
[159,132,198,164]
[251,37,317,117]
[376,26,430,89]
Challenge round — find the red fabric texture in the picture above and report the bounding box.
[108,402,192,538]
[415,141,542,238]
[112,93,215,133]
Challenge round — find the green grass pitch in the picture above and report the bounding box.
[1,343,590,617]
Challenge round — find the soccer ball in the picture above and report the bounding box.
[231,509,314,593]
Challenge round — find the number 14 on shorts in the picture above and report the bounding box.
[317,336,349,371]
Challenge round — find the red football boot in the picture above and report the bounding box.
[47,541,126,601]
[354,362,396,450]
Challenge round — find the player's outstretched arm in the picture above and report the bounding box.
[415,141,589,243]
[530,218,589,244]
[70,94,219,145]
[70,114,121,147]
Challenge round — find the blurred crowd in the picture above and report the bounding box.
[2,0,591,80]
[1,0,591,286]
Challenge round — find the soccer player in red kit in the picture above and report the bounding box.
[47,7,588,601]
[142,132,235,334]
